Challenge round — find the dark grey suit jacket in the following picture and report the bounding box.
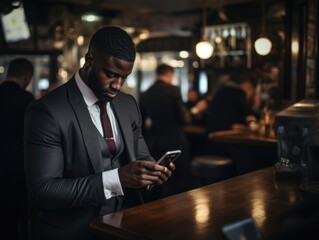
[24,77,152,240]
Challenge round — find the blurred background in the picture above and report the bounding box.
[0,0,317,102]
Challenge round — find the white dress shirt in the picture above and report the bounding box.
[75,71,124,199]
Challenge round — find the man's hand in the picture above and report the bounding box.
[118,160,175,189]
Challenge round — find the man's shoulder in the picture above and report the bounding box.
[24,90,35,102]
[40,83,67,101]
[114,91,137,105]
[0,81,34,100]
[146,81,177,93]
[116,91,134,99]
[28,83,67,110]
[219,85,243,95]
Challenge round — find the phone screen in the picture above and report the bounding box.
[157,150,181,167]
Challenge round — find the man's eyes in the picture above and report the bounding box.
[105,71,128,80]
[105,71,118,78]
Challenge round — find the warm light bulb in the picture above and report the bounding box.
[254,37,272,56]
[196,40,214,59]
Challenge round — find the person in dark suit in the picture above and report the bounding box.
[204,69,261,174]
[139,64,192,199]
[0,58,35,239]
[24,26,174,240]
[205,70,258,134]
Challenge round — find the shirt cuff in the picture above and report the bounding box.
[102,168,124,199]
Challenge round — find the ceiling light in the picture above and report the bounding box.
[254,0,272,56]
[196,0,214,59]
[196,38,214,59]
[254,36,272,56]
[81,14,101,22]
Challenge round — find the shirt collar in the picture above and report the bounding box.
[75,71,98,107]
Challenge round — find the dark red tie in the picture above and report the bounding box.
[96,101,117,156]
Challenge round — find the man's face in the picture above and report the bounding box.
[241,81,255,101]
[86,54,134,103]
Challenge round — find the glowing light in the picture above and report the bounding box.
[38,79,49,90]
[196,40,214,59]
[58,68,68,79]
[81,14,101,22]
[179,51,189,58]
[292,40,299,54]
[215,36,222,44]
[192,61,199,68]
[80,57,85,67]
[254,37,272,56]
[77,35,84,46]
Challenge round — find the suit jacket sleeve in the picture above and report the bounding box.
[24,99,107,211]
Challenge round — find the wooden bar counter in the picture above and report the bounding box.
[209,129,277,148]
[90,167,303,240]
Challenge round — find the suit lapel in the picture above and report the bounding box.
[112,93,135,162]
[66,78,103,173]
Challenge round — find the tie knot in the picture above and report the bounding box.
[96,101,106,111]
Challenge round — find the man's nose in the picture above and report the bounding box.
[111,77,123,90]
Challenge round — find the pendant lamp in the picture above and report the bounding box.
[196,0,214,59]
[254,0,272,56]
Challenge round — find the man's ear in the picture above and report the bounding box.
[22,73,32,89]
[85,53,94,67]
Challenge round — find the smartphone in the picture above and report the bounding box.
[156,150,181,167]
[147,150,181,190]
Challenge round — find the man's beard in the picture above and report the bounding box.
[87,67,110,103]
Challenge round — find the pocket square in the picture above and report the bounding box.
[131,121,137,131]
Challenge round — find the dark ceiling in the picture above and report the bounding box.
[20,0,284,37]
[0,0,285,52]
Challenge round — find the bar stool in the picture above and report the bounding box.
[191,155,235,186]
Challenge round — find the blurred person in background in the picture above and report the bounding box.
[204,68,260,161]
[185,89,200,110]
[0,58,35,240]
[139,64,192,200]
[185,88,208,125]
[205,68,259,134]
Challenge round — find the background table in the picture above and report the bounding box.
[208,129,278,174]
[208,129,277,148]
[90,167,303,240]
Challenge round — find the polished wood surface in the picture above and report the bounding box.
[209,129,277,147]
[184,124,206,136]
[90,167,302,240]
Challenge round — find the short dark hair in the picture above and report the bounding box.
[7,58,34,78]
[156,64,174,75]
[88,26,136,62]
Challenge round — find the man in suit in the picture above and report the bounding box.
[24,26,174,240]
[139,64,192,200]
[0,58,35,239]
[204,69,260,174]
[205,69,258,134]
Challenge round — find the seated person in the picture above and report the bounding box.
[205,69,259,134]
[185,89,200,110]
[185,89,208,124]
